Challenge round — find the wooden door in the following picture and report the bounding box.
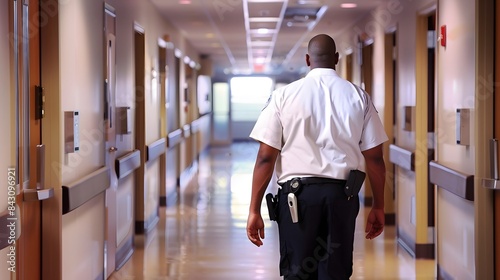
[11,0,51,278]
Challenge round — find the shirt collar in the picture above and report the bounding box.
[305,68,339,77]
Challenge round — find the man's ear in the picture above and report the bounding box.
[334,52,339,65]
[306,54,311,66]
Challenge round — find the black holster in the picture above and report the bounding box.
[265,192,279,221]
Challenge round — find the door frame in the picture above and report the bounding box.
[104,3,118,278]
[473,0,495,279]
[413,6,436,259]
[133,23,147,233]
[495,0,500,276]
[11,0,44,278]
[39,0,63,277]
[383,29,396,226]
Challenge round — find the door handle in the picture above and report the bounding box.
[24,188,54,201]
[24,144,54,201]
[36,144,45,190]
[481,139,500,190]
[109,146,118,152]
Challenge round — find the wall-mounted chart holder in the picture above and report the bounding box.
[64,111,80,153]
[116,106,132,135]
[456,108,470,146]
[403,106,415,131]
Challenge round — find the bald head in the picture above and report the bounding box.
[306,34,339,69]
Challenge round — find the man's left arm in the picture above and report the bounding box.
[362,144,386,239]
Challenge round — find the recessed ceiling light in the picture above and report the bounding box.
[257,28,269,34]
[255,57,266,64]
[340,3,357,8]
[179,0,191,4]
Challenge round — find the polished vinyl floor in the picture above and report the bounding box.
[111,141,436,280]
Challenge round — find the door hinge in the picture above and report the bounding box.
[35,85,44,119]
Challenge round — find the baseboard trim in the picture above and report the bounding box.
[135,212,159,234]
[385,213,396,226]
[437,264,454,280]
[398,228,434,259]
[115,237,134,270]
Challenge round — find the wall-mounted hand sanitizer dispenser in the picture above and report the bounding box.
[64,111,80,153]
[456,108,470,146]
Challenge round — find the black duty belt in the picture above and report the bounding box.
[278,177,346,194]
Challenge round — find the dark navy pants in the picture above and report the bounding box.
[277,182,360,280]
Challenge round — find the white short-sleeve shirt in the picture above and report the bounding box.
[249,68,388,183]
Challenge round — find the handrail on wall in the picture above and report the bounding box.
[62,166,110,214]
[429,161,474,201]
[191,119,200,133]
[147,138,166,162]
[167,128,183,148]
[389,144,415,171]
[183,124,191,138]
[115,150,141,179]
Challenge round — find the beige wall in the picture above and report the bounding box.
[59,0,105,184]
[57,0,202,278]
[144,160,160,223]
[59,0,106,278]
[436,0,476,278]
[62,195,105,280]
[116,175,134,246]
[393,0,437,248]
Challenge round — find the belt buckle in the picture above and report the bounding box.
[290,178,301,194]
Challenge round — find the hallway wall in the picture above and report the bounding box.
[335,0,435,243]
[58,0,109,278]
[435,0,476,278]
[56,0,202,278]
[334,0,493,278]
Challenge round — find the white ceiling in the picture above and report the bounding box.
[150,0,382,77]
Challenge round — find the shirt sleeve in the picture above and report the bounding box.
[249,90,283,150]
[359,94,389,151]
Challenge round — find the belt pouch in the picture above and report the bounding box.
[344,170,366,199]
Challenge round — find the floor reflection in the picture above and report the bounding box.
[112,141,436,280]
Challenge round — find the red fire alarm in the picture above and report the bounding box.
[440,25,446,47]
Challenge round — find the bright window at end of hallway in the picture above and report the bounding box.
[230,76,274,121]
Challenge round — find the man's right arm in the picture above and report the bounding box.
[247,142,280,247]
